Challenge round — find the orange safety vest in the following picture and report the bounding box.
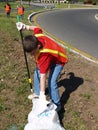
[5,4,10,13]
[17,7,24,15]
[34,34,68,63]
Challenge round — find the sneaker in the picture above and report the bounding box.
[28,93,39,100]
[55,105,61,112]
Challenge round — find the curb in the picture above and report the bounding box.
[28,10,98,65]
[95,14,98,20]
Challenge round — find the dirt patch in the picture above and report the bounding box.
[58,53,98,130]
[0,33,98,130]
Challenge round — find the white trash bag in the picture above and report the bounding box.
[24,98,65,130]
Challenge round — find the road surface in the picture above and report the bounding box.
[35,9,98,60]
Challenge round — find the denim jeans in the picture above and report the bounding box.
[34,64,63,106]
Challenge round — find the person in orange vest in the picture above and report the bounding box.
[17,4,24,19]
[16,22,68,112]
[4,2,11,17]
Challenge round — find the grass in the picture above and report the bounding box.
[66,112,88,130]
[0,4,46,130]
[80,93,92,99]
[0,97,8,112]
[55,3,98,8]
[0,2,29,10]
[0,2,98,130]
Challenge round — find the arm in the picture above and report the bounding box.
[38,53,52,94]
[22,24,39,32]
[26,25,43,35]
[29,26,38,31]
[40,73,46,92]
[16,22,41,32]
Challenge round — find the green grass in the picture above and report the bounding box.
[0,2,96,130]
[80,93,92,99]
[0,8,31,130]
[0,2,29,10]
[55,3,98,8]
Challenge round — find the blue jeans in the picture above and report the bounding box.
[34,64,63,106]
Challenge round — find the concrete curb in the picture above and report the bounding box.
[95,14,98,20]
[28,10,98,64]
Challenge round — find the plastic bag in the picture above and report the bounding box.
[24,98,65,130]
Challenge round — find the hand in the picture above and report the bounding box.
[39,94,49,106]
[16,22,26,31]
[39,92,49,106]
[37,94,49,114]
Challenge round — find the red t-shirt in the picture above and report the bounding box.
[34,27,64,73]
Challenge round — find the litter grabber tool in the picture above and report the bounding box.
[17,15,33,99]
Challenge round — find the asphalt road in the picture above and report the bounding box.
[35,9,98,60]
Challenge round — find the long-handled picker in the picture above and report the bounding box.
[17,15,33,98]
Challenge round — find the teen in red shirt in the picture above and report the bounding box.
[16,22,68,112]
[33,27,67,73]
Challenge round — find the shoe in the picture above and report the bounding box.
[55,105,61,112]
[28,93,39,100]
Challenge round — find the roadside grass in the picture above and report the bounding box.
[80,93,92,99]
[63,102,89,130]
[0,2,29,10]
[1,1,98,11]
[65,110,88,130]
[0,9,34,130]
[55,3,98,8]
[0,3,97,130]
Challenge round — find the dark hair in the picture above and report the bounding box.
[23,35,39,52]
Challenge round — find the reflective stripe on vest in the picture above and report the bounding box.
[35,33,68,63]
[35,34,44,37]
[40,48,67,59]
